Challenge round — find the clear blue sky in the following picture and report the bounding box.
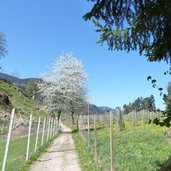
[0,0,170,109]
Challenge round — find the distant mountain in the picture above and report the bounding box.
[89,104,105,115]
[0,72,41,90]
[0,72,115,114]
[99,106,115,113]
[81,104,115,115]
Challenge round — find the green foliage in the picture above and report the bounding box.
[25,80,38,98]
[147,76,171,127]
[166,82,171,112]
[123,95,156,114]
[84,0,171,63]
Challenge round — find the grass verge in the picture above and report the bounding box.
[72,132,102,171]
[19,133,59,171]
[0,132,59,171]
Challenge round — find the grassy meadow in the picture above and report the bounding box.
[0,133,43,171]
[70,118,171,171]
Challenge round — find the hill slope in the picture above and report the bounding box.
[0,78,45,116]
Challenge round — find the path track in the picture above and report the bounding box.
[29,123,81,171]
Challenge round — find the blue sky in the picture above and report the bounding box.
[0,0,170,109]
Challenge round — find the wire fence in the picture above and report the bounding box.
[78,109,161,171]
[0,108,59,171]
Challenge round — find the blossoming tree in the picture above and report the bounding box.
[38,53,88,125]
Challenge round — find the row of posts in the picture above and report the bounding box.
[2,108,59,171]
[81,108,160,171]
[80,111,115,171]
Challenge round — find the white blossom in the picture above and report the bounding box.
[38,52,88,116]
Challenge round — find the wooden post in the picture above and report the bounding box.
[58,118,60,130]
[110,111,114,171]
[142,110,144,124]
[132,112,134,126]
[26,114,32,161]
[93,113,97,161]
[117,110,121,132]
[87,103,90,147]
[56,118,58,132]
[34,117,41,152]
[41,117,46,146]
[52,119,55,136]
[54,119,56,134]
[2,108,15,171]
[134,109,137,126]
[47,118,50,141]
[50,118,53,139]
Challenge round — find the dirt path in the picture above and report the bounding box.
[29,123,81,171]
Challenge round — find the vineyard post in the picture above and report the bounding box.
[26,114,32,161]
[47,118,50,141]
[87,103,90,147]
[41,117,46,146]
[142,110,144,124]
[2,108,15,171]
[93,113,97,161]
[34,117,41,152]
[50,118,53,139]
[110,111,115,171]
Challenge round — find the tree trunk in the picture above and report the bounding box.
[71,111,75,125]
[57,110,61,123]
[76,114,80,130]
[160,156,171,171]
[70,101,75,125]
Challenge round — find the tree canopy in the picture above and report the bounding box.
[38,53,88,123]
[84,0,171,64]
[123,95,156,114]
[166,82,171,113]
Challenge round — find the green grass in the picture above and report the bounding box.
[73,133,102,171]
[19,133,59,171]
[73,124,171,171]
[0,131,59,171]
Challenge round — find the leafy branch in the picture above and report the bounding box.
[147,75,171,127]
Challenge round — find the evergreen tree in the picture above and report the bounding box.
[166,82,171,113]
[123,95,156,114]
[84,0,171,63]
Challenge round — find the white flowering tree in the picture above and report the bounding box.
[37,73,64,120]
[38,53,88,125]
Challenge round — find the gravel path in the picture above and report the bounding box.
[29,123,81,171]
